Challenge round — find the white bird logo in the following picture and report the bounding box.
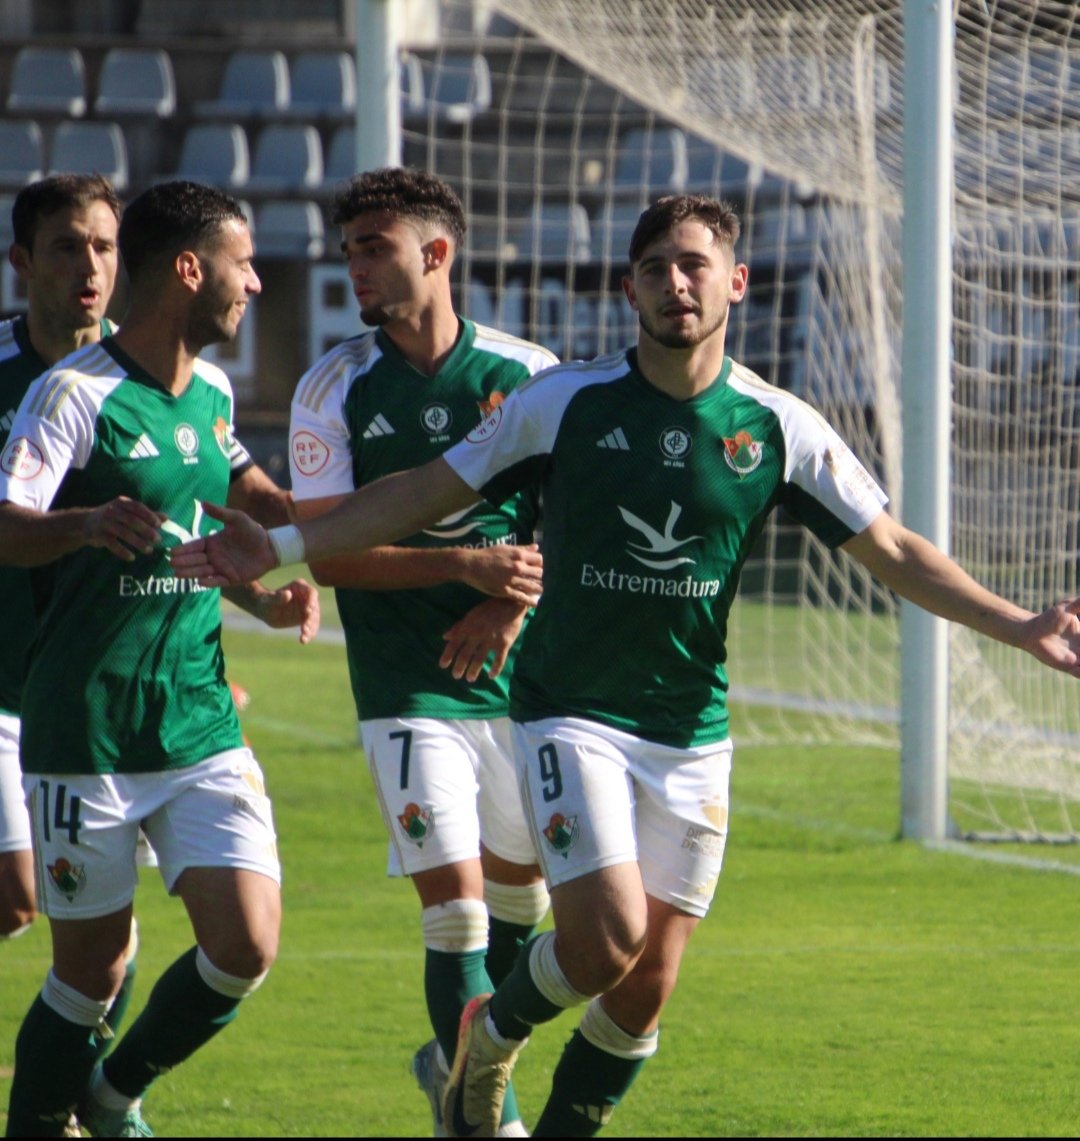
[618,501,701,569]
[159,499,207,546]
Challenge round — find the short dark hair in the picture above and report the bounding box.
[11,173,121,252]
[118,180,248,284]
[628,195,741,266]
[330,166,466,247]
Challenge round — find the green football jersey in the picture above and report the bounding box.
[0,316,115,717]
[290,318,558,721]
[0,336,250,774]
[445,349,888,748]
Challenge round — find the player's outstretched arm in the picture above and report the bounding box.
[0,497,164,567]
[223,578,321,644]
[843,511,1080,677]
[171,456,480,586]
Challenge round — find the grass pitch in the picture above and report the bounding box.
[3,613,1080,1136]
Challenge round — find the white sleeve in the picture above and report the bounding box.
[288,361,358,501]
[0,369,99,511]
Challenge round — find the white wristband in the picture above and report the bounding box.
[266,524,306,569]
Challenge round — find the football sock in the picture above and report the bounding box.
[422,899,524,1128]
[533,1001,658,1136]
[489,930,592,1043]
[5,977,107,1137]
[94,918,140,1062]
[102,946,259,1100]
[483,879,550,987]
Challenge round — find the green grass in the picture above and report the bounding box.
[4,620,1080,1136]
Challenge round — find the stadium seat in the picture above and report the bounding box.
[613,127,689,197]
[399,52,427,118]
[6,47,87,117]
[193,49,290,119]
[246,124,323,194]
[285,50,356,120]
[0,120,45,187]
[254,199,326,259]
[416,52,492,124]
[323,124,356,187]
[48,121,129,191]
[94,48,176,118]
[172,122,250,188]
[513,201,591,264]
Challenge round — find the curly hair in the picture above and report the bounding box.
[330,166,466,247]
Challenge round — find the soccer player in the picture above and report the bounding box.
[0,174,156,1066]
[287,167,554,1137]
[0,179,319,1138]
[170,192,1080,1136]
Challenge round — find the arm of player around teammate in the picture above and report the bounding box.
[0,498,164,567]
[170,455,482,587]
[842,510,1080,676]
[439,597,531,682]
[292,494,542,604]
[227,461,295,527]
[222,578,321,645]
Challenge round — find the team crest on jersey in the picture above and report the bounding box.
[174,423,200,465]
[478,391,505,419]
[0,435,44,480]
[420,402,452,442]
[542,812,578,858]
[659,426,692,467]
[397,802,434,846]
[723,430,764,477]
[212,416,237,459]
[47,858,86,901]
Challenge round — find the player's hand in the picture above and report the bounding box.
[255,578,321,644]
[458,543,543,605]
[440,598,530,681]
[82,496,166,561]
[1022,597,1080,676]
[169,501,276,586]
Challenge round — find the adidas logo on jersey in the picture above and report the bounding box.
[128,434,160,459]
[597,427,630,451]
[0,409,13,434]
[363,414,395,439]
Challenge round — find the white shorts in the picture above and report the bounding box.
[0,714,31,855]
[362,716,538,878]
[513,717,732,919]
[23,748,280,919]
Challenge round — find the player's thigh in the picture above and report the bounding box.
[512,718,640,891]
[633,738,732,919]
[0,716,31,855]
[362,717,483,876]
[176,866,281,976]
[474,717,540,869]
[143,748,281,896]
[22,772,142,920]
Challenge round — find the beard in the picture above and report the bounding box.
[637,301,729,348]
[358,302,391,327]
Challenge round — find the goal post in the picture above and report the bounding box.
[383,0,1080,843]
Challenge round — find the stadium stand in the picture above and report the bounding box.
[171,122,250,188]
[192,49,290,119]
[6,46,87,117]
[0,119,45,187]
[93,47,176,118]
[254,199,326,260]
[48,120,130,191]
[284,50,356,121]
[246,123,324,195]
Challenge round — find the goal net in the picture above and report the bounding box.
[407,0,1080,840]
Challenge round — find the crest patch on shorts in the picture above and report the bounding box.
[543,812,579,857]
[47,858,86,901]
[397,802,435,846]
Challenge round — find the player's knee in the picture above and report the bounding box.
[199,928,278,981]
[559,922,647,995]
